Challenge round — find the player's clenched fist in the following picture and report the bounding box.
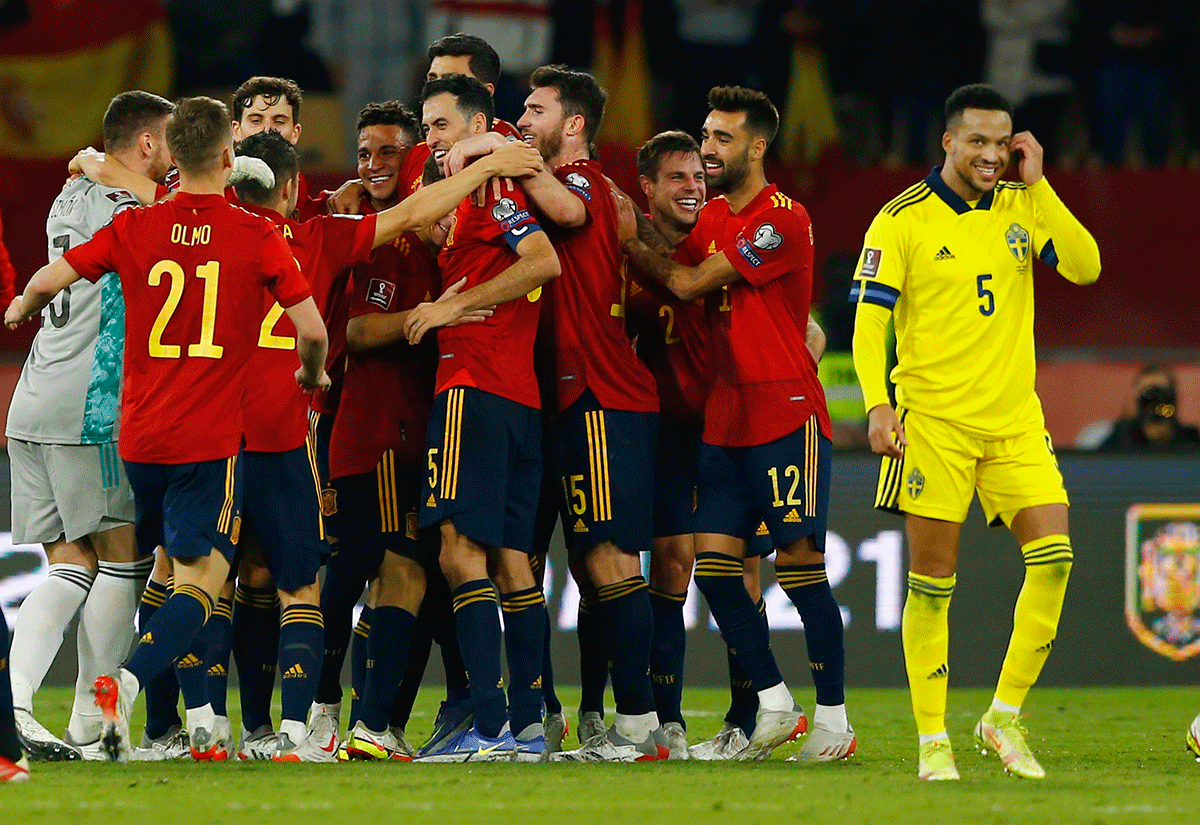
[295,366,331,393]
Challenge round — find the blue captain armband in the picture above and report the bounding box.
[1038,238,1059,270]
[848,280,900,310]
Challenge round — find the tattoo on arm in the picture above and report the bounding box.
[636,212,671,256]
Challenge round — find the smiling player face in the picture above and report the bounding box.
[422,92,479,174]
[699,109,752,193]
[942,108,1012,199]
[645,151,705,232]
[357,124,408,204]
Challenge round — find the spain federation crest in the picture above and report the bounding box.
[1125,504,1200,661]
[1005,222,1030,263]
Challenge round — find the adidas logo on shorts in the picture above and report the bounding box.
[783,509,802,523]
[573,518,588,533]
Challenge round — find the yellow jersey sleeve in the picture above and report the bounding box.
[1028,177,1101,285]
[850,210,906,412]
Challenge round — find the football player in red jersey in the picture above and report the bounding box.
[510,65,666,763]
[6,97,328,762]
[230,127,538,762]
[403,74,560,762]
[619,86,855,763]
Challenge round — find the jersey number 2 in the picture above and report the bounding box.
[147,260,224,358]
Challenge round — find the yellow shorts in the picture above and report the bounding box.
[874,406,1068,526]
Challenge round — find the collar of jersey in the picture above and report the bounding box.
[925,166,995,215]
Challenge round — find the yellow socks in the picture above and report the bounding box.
[902,572,955,736]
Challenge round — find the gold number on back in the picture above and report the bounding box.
[146,259,224,359]
[147,260,184,358]
[258,302,295,350]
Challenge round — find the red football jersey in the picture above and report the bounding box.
[627,243,710,427]
[398,120,523,196]
[435,176,544,409]
[543,160,658,414]
[330,203,439,478]
[309,268,352,416]
[63,193,311,463]
[240,205,376,453]
[677,185,829,447]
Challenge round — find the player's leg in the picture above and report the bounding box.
[231,552,278,757]
[530,437,565,746]
[99,457,239,762]
[7,439,96,760]
[571,554,609,739]
[0,609,30,782]
[134,548,187,757]
[410,567,475,757]
[693,441,799,760]
[973,433,1072,779]
[67,521,152,758]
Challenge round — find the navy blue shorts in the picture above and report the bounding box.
[555,390,656,555]
[308,410,341,540]
[336,448,430,568]
[241,446,329,592]
[653,417,700,539]
[695,416,831,553]
[124,454,242,562]
[420,387,541,554]
[746,519,775,558]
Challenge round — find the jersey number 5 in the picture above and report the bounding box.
[147,260,224,358]
[976,274,995,317]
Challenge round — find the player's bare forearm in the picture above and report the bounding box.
[70,150,157,205]
[519,167,587,228]
[6,258,81,328]
[636,212,672,257]
[346,312,410,352]
[283,296,329,384]
[621,237,736,301]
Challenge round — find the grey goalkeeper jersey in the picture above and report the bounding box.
[6,177,139,445]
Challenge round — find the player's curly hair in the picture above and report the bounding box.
[428,33,501,87]
[637,131,701,181]
[165,96,232,174]
[529,65,606,147]
[707,86,779,145]
[357,100,420,148]
[232,76,303,123]
[421,74,495,131]
[943,84,1013,129]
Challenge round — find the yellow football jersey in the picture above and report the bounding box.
[851,170,1100,439]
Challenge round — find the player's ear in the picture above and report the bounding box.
[941,131,953,154]
[221,144,233,171]
[567,114,585,139]
[485,83,496,97]
[638,174,653,200]
[231,120,242,141]
[290,122,302,144]
[140,131,154,158]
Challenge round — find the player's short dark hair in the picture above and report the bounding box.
[357,100,420,148]
[166,96,233,174]
[707,86,779,145]
[422,154,444,187]
[944,83,1013,129]
[427,33,501,86]
[102,91,174,153]
[232,76,303,122]
[421,74,494,130]
[637,130,701,181]
[529,65,606,146]
[233,130,298,205]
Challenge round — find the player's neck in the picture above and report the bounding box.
[939,164,984,203]
[369,194,398,213]
[649,213,688,251]
[548,145,588,171]
[724,167,769,215]
[110,149,152,184]
[178,169,230,196]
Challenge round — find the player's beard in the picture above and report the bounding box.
[705,147,750,193]
[532,123,564,163]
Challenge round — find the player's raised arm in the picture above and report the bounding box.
[371,142,542,248]
[403,229,560,344]
[1010,132,1101,286]
[68,149,159,205]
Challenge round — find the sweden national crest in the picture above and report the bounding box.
[1005,222,1030,263]
[1125,504,1200,661]
[906,468,925,500]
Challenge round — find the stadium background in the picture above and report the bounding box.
[0,0,1197,690]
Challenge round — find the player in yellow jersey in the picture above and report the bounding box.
[851,84,1100,781]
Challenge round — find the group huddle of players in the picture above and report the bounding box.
[0,28,1126,783]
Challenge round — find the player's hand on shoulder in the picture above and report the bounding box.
[446,132,508,177]
[867,404,906,458]
[1009,131,1043,186]
[484,140,543,179]
[294,366,331,393]
[327,179,364,215]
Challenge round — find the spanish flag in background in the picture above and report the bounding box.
[0,0,172,159]
[777,43,841,177]
[592,0,651,149]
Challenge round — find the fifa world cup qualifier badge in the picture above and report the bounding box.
[1125,504,1200,661]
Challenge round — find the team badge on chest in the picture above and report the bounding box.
[1005,222,1030,263]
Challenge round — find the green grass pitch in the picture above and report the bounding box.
[5,686,1199,824]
